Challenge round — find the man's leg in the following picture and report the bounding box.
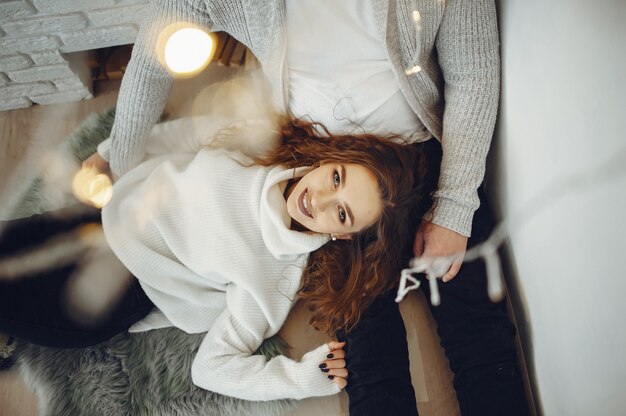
[419,195,530,416]
[0,207,154,348]
[338,289,418,416]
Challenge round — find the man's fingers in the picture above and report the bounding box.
[442,258,463,282]
[413,233,425,257]
[82,154,110,174]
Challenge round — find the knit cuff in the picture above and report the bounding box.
[423,196,476,237]
[109,149,145,178]
[97,137,112,162]
[297,343,342,397]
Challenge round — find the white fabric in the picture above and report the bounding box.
[285,0,430,142]
[101,126,339,400]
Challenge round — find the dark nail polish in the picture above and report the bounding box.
[328,375,334,380]
[321,368,329,373]
[327,353,334,359]
[319,363,327,369]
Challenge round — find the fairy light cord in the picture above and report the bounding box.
[404,6,422,76]
[398,4,625,305]
[396,143,626,305]
[2,5,622,313]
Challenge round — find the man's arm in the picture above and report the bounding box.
[428,0,501,237]
[104,0,214,176]
[414,0,500,281]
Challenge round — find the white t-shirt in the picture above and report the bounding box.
[286,0,430,142]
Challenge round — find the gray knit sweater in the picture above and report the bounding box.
[104,0,500,237]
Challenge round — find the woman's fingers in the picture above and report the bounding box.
[326,368,348,378]
[319,358,345,370]
[329,375,347,389]
[327,341,345,351]
[325,348,345,360]
[323,342,348,388]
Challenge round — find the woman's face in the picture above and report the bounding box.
[286,163,383,237]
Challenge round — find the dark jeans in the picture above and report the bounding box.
[0,205,154,348]
[338,140,530,415]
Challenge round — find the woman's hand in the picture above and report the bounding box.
[320,341,348,389]
[413,220,468,282]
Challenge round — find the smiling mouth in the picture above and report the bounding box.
[298,188,313,219]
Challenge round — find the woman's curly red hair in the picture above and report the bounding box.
[255,117,428,336]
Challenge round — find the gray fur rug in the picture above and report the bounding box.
[10,109,296,416]
[15,329,294,416]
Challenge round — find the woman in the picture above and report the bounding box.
[0,116,426,401]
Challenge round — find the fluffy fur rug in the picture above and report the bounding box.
[15,329,294,416]
[9,109,296,416]
[7,108,118,220]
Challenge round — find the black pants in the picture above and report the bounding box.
[0,205,154,348]
[338,140,530,415]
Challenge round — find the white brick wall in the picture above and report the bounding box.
[0,1,37,20]
[1,81,56,99]
[0,35,62,53]
[0,54,32,72]
[30,50,67,65]
[0,73,10,87]
[0,97,33,111]
[32,0,117,15]
[59,25,139,53]
[86,5,146,28]
[8,63,76,83]
[0,0,149,111]
[2,13,88,37]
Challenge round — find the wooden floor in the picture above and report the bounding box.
[0,70,462,415]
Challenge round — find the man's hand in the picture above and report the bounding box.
[413,220,468,282]
[83,152,114,181]
[83,152,109,171]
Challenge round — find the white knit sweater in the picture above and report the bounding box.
[101,144,339,400]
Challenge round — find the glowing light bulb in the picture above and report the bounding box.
[405,65,422,75]
[484,250,505,302]
[428,275,441,306]
[163,27,214,75]
[72,167,113,208]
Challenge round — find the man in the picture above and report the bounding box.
[92,0,529,414]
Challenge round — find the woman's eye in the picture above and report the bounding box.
[333,170,340,188]
[338,207,346,223]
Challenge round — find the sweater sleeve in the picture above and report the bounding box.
[142,114,245,156]
[428,0,500,236]
[191,283,341,401]
[107,0,214,176]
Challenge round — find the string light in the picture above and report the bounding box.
[412,10,422,27]
[156,23,216,77]
[0,228,89,280]
[405,8,422,76]
[72,166,113,208]
[396,145,626,305]
[405,65,422,75]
